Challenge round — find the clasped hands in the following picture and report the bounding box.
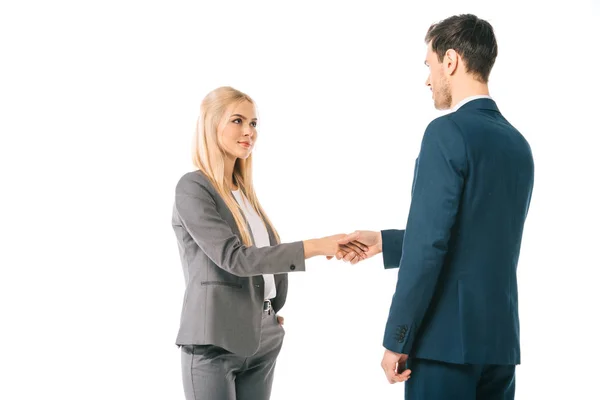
[310,230,382,264]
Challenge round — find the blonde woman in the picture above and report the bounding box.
[172,86,364,399]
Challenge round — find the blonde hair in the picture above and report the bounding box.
[192,86,280,246]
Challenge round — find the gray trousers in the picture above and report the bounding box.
[181,310,285,400]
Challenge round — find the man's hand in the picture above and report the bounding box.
[333,230,383,264]
[381,349,411,384]
[305,234,368,259]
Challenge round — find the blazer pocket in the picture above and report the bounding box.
[200,281,243,289]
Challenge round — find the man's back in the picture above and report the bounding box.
[413,98,534,365]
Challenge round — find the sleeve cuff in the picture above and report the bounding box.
[383,323,414,355]
[381,229,405,269]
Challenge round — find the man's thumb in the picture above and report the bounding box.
[338,231,359,244]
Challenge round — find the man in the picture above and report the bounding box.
[337,14,534,399]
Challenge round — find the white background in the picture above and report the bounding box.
[1,0,599,399]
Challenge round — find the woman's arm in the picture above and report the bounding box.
[175,173,343,277]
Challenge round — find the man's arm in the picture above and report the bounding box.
[382,117,467,355]
[381,229,405,269]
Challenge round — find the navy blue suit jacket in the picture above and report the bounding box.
[382,98,534,365]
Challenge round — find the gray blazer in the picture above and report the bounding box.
[172,171,306,357]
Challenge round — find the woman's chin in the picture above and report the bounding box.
[236,151,252,160]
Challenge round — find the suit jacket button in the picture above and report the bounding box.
[290,265,296,271]
[255,284,260,288]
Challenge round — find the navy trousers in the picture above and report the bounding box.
[405,358,516,400]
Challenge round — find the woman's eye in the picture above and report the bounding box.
[232,118,241,124]
[250,121,257,127]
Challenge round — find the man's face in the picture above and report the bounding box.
[425,42,452,110]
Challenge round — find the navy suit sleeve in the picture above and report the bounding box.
[382,117,467,354]
[381,229,405,269]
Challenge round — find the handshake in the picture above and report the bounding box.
[303,230,382,264]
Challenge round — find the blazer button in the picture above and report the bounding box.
[255,284,260,288]
[290,265,296,271]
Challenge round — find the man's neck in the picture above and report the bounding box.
[450,80,490,109]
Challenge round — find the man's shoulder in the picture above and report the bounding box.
[423,114,464,142]
[427,108,497,139]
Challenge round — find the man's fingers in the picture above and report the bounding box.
[338,245,353,261]
[343,249,356,262]
[350,240,369,252]
[344,241,367,257]
[339,243,368,263]
[384,366,399,384]
[392,366,411,382]
[392,372,410,383]
[387,370,410,384]
[337,244,366,263]
[399,369,411,380]
[382,359,411,384]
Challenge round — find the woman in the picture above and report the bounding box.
[172,86,366,400]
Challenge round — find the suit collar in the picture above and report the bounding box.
[454,97,499,113]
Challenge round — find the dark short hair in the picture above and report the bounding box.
[425,14,498,83]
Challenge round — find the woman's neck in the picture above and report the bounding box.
[224,157,238,191]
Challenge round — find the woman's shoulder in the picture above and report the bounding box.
[175,170,216,196]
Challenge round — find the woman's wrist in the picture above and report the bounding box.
[303,238,323,259]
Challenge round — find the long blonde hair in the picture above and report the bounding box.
[192,86,280,246]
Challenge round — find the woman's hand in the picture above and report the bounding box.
[304,234,368,259]
[319,234,351,256]
[277,315,284,325]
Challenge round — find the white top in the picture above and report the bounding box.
[232,189,276,300]
[452,95,493,112]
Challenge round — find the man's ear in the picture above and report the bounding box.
[444,49,459,75]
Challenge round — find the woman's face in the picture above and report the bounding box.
[219,101,257,161]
